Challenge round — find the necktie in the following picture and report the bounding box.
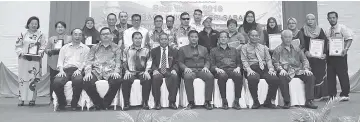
[255,46,265,70]
[160,48,167,74]
[330,26,335,37]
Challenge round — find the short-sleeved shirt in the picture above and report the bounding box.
[326,24,353,40]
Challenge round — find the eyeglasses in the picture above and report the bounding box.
[181,18,190,20]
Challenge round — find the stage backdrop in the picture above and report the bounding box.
[90,1,283,31]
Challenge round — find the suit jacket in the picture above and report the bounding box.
[150,46,179,73]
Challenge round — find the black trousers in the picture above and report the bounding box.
[245,64,279,103]
[83,72,122,108]
[327,55,350,97]
[215,69,243,100]
[183,70,214,102]
[122,72,152,104]
[49,67,59,101]
[152,71,179,103]
[278,74,315,102]
[52,67,83,108]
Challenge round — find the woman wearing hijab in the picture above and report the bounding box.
[264,17,281,48]
[287,17,305,49]
[15,16,47,106]
[82,17,100,46]
[238,10,264,44]
[300,14,329,100]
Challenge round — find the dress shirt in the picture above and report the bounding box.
[148,29,164,49]
[57,42,90,70]
[46,35,72,70]
[164,27,178,36]
[178,44,210,70]
[326,24,353,40]
[123,45,152,73]
[210,45,241,71]
[272,44,310,77]
[190,20,204,32]
[159,46,169,68]
[228,31,246,49]
[123,27,149,48]
[198,28,219,52]
[85,42,121,80]
[240,43,274,70]
[174,25,196,48]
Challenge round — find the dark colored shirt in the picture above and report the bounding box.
[210,45,241,71]
[178,44,210,71]
[112,29,120,45]
[300,28,329,55]
[199,28,219,52]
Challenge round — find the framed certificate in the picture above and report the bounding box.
[177,36,189,48]
[268,34,282,50]
[309,39,324,58]
[85,36,93,45]
[292,39,300,48]
[54,39,63,49]
[329,37,344,56]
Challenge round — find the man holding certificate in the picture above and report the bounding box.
[273,30,317,109]
[326,11,353,101]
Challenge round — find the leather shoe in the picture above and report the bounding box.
[305,100,318,109]
[123,103,130,111]
[222,101,229,110]
[142,102,150,110]
[155,103,162,110]
[169,103,177,110]
[71,107,77,111]
[186,102,195,109]
[232,101,241,110]
[251,100,261,109]
[56,106,66,111]
[204,101,213,110]
[283,102,291,109]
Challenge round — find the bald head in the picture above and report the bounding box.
[281,30,293,46]
[281,30,293,38]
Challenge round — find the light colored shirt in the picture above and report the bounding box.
[228,31,246,49]
[164,27,178,36]
[240,43,274,70]
[123,27,149,48]
[190,19,204,32]
[148,29,164,49]
[159,46,169,68]
[174,25,196,48]
[46,35,72,70]
[326,24,353,40]
[57,42,89,70]
[123,45,152,73]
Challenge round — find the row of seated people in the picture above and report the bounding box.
[52,27,318,111]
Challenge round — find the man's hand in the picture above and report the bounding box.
[279,69,288,76]
[143,71,151,80]
[247,69,256,76]
[153,70,160,76]
[56,70,66,77]
[319,54,326,60]
[268,68,276,76]
[72,70,81,77]
[184,68,192,74]
[342,49,349,56]
[305,51,312,57]
[215,68,225,74]
[233,67,241,74]
[171,70,177,75]
[202,67,210,73]
[124,71,132,80]
[110,72,121,79]
[83,73,93,81]
[303,69,313,76]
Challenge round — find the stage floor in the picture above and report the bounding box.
[1,93,360,122]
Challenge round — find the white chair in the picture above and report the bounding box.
[245,79,279,108]
[213,79,247,108]
[148,78,180,108]
[180,78,207,107]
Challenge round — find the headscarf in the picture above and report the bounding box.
[266,17,281,34]
[82,17,100,43]
[242,10,258,33]
[287,17,300,37]
[303,14,321,38]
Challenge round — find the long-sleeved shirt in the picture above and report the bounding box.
[174,25,196,48]
[148,28,164,49]
[46,35,72,70]
[228,31,246,49]
[210,45,241,71]
[85,42,121,80]
[123,27,149,48]
[123,45,152,73]
[199,28,219,52]
[178,44,210,71]
[240,43,274,70]
[272,44,310,77]
[57,43,90,70]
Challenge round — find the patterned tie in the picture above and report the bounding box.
[160,48,167,74]
[330,26,335,37]
[255,46,265,70]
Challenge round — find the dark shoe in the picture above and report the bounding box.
[283,102,291,109]
[204,101,213,110]
[305,100,318,109]
[123,103,130,111]
[169,103,178,110]
[186,102,195,109]
[92,105,103,111]
[71,107,77,111]
[222,100,229,110]
[142,102,150,110]
[154,102,162,110]
[232,101,241,110]
[29,101,36,106]
[18,100,24,106]
[251,101,261,109]
[263,103,278,109]
[56,105,66,111]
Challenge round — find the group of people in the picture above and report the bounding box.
[15,9,353,112]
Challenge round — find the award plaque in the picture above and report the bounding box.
[269,34,282,50]
[309,39,324,58]
[329,37,344,56]
[177,36,189,48]
[54,39,63,49]
[85,36,93,45]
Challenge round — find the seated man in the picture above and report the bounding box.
[150,33,180,110]
[272,30,318,109]
[53,28,90,111]
[210,31,243,110]
[240,29,279,109]
[83,27,122,110]
[122,32,152,110]
[178,30,214,110]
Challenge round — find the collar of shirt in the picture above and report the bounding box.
[248,43,260,48]
[202,28,215,34]
[130,45,143,50]
[154,28,164,33]
[280,43,295,52]
[100,42,115,49]
[69,42,85,49]
[179,25,191,31]
[161,46,169,51]
[218,44,231,50]
[228,31,239,38]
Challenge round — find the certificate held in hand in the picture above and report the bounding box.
[269,34,282,50]
[85,36,93,45]
[54,39,63,49]
[329,37,344,56]
[309,39,324,58]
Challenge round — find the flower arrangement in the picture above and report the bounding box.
[117,108,198,122]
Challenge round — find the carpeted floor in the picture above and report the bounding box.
[1,93,360,122]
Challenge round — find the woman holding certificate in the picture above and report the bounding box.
[82,17,100,46]
[300,14,330,100]
[238,10,264,44]
[45,21,72,103]
[287,17,305,49]
[263,17,282,51]
[15,16,47,106]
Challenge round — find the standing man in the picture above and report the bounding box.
[164,15,178,36]
[148,15,165,49]
[83,27,122,110]
[227,19,246,49]
[106,13,121,45]
[326,11,354,101]
[123,14,150,48]
[240,30,279,109]
[150,33,179,110]
[273,30,318,109]
[175,12,196,48]
[199,17,219,52]
[52,28,90,111]
[191,9,204,32]
[178,30,214,110]
[116,11,133,48]
[122,32,152,110]
[210,31,243,110]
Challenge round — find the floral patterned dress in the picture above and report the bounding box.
[15,30,46,102]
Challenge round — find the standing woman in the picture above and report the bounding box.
[287,17,305,49]
[238,10,264,44]
[45,21,72,103]
[263,17,281,48]
[301,14,329,100]
[15,16,47,106]
[82,17,100,45]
